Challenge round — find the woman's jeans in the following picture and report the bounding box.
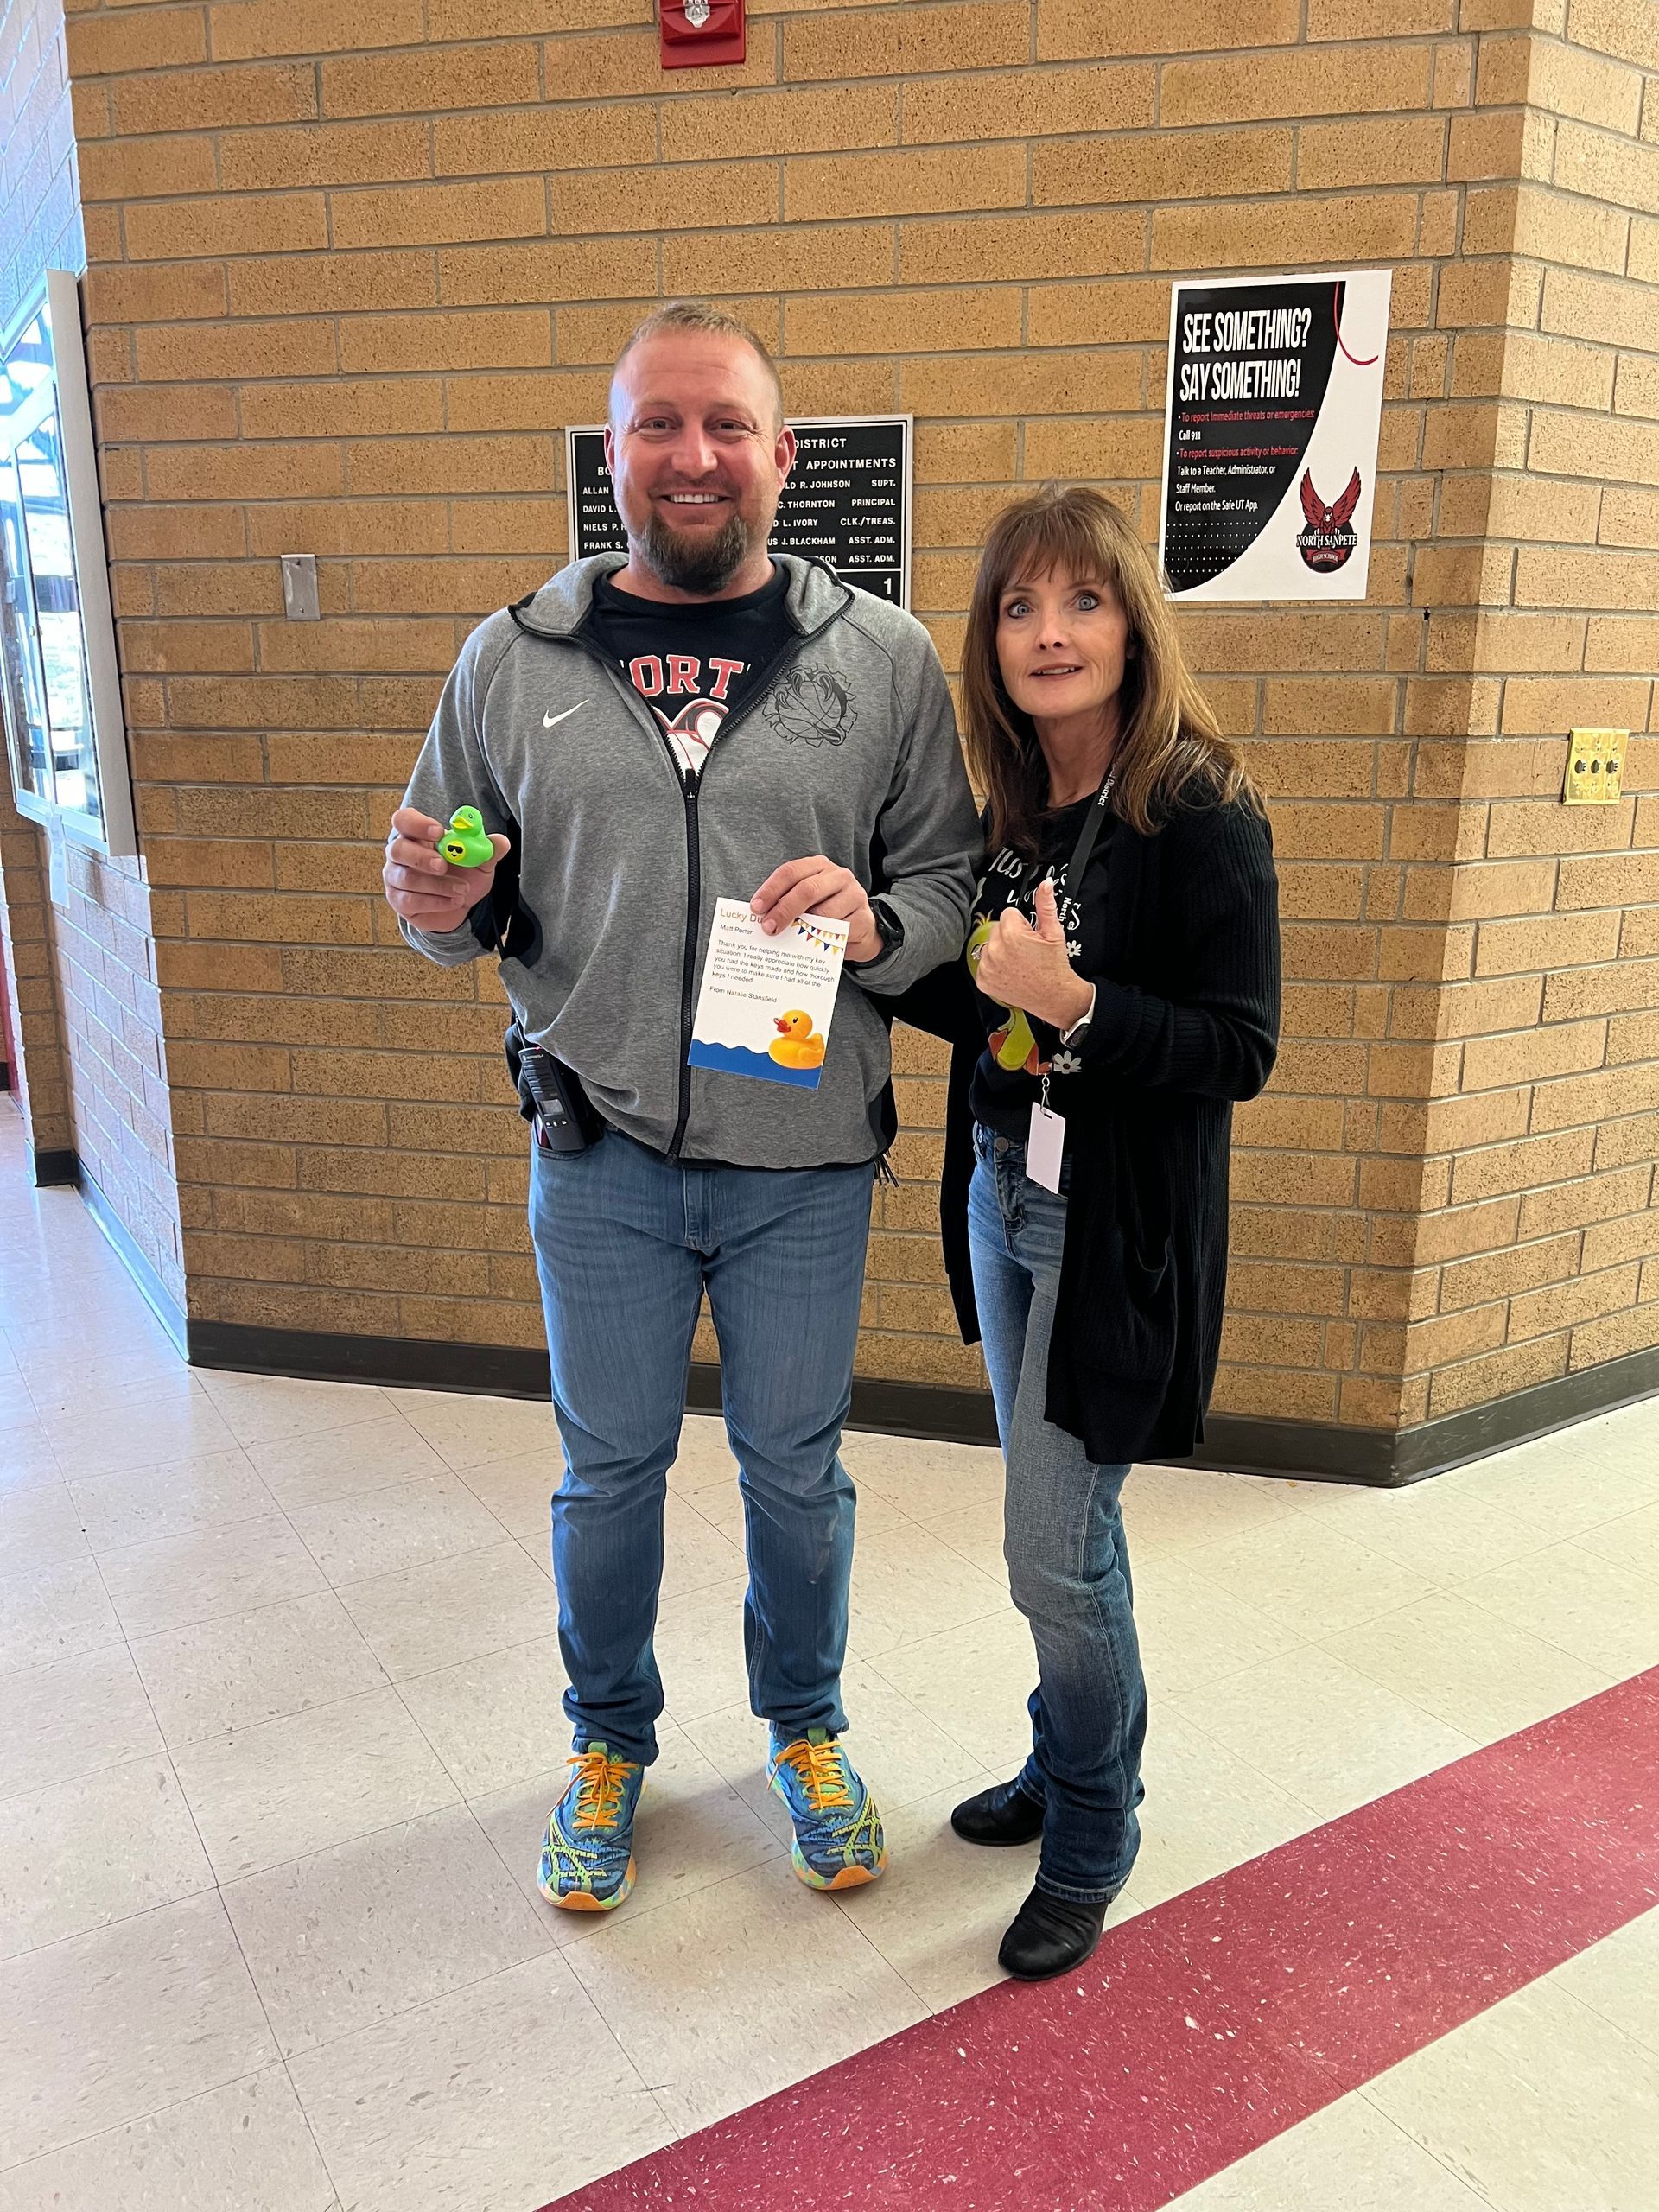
[530,1128,875,1768]
[968,1123,1147,1904]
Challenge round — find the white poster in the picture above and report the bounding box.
[1159,269,1392,602]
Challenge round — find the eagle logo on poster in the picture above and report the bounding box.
[1296,468,1363,573]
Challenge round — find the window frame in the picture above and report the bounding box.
[0,269,137,858]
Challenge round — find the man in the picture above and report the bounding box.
[383,302,978,1913]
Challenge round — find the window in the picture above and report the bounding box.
[0,270,136,855]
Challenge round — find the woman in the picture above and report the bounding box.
[897,485,1281,1981]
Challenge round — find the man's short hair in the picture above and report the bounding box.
[609,301,785,431]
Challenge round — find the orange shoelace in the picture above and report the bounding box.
[779,1737,853,1814]
[568,1749,632,1834]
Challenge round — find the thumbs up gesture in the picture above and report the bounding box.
[973,877,1095,1033]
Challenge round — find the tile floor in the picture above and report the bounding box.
[2,1104,1656,2210]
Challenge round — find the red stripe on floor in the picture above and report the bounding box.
[545,1666,1659,2210]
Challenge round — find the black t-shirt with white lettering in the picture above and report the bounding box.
[583,563,793,779]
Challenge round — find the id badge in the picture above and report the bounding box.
[1027,1101,1065,1192]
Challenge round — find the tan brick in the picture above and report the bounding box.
[220,120,432,193]
[444,367,609,432]
[1464,182,1629,274]
[1153,192,1420,270]
[66,6,207,75]
[97,384,239,443]
[899,211,1143,288]
[1162,41,1430,126]
[322,42,541,117]
[1454,331,1614,410]
[913,422,1018,483]
[1569,0,1659,70]
[124,194,328,262]
[1556,852,1659,910]
[1473,909,1621,977]
[785,287,1020,359]
[110,59,316,134]
[1298,113,1447,191]
[1025,279,1172,349]
[238,380,447,440]
[1519,1160,1653,1238]
[903,64,1154,146]
[1020,416,1166,482]
[1530,1061,1659,1134]
[664,85,896,162]
[1570,1302,1659,1369]
[146,443,344,503]
[1439,1231,1580,1314]
[135,321,338,384]
[787,143,1024,224]
[786,2,1028,80]
[1608,1009,1659,1065]
[78,135,217,203]
[338,311,553,377]
[84,264,229,328]
[900,349,1141,420]
[1427,1332,1568,1416]
[1501,678,1650,737]
[539,23,772,104]
[347,434,559,498]
[1581,1204,1659,1270]
[1555,117,1659,215]
[433,103,657,178]
[334,178,547,251]
[1039,0,1300,59]
[1036,127,1294,207]
[666,222,894,297]
[226,253,429,321]
[210,0,426,61]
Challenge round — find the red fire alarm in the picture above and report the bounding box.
[661,0,745,68]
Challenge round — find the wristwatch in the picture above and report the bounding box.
[853,895,905,966]
[1060,984,1097,1045]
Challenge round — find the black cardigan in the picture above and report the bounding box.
[887,794,1281,1467]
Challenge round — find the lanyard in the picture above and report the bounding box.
[1049,766,1116,901]
[1034,766,1113,1121]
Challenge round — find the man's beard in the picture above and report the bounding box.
[634,503,756,594]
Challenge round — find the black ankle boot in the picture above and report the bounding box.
[997,1885,1109,1980]
[950,1777,1045,1847]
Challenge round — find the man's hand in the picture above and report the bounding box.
[750,855,880,963]
[383,806,511,932]
[974,880,1093,1032]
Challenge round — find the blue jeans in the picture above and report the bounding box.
[968,1123,1146,1903]
[529,1127,876,1766]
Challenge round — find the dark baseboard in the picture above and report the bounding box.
[1173,1342,1659,1487]
[183,1319,1659,1484]
[187,1320,554,1398]
[27,1144,78,1187]
[77,1165,188,1357]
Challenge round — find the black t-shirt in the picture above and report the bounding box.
[584,563,793,779]
[969,796,1119,1141]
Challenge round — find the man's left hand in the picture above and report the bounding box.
[751,855,880,963]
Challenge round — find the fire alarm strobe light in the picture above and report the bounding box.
[661,0,744,68]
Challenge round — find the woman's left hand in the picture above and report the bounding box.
[975,880,1095,1032]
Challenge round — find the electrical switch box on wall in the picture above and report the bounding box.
[1562,729,1626,805]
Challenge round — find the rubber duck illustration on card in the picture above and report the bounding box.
[768,1011,826,1071]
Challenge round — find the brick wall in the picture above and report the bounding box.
[0,0,182,1292]
[43,0,1659,1438]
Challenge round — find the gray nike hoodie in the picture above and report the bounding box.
[399,554,980,1167]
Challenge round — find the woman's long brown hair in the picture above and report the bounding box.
[961,483,1261,856]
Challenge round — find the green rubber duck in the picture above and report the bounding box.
[437,805,494,868]
[965,915,1038,1072]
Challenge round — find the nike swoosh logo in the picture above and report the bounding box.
[543,701,588,728]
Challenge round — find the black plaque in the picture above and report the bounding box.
[565,416,912,608]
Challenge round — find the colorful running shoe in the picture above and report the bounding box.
[767,1726,887,1891]
[537,1743,644,1912]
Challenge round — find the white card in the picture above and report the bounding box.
[688,898,849,1090]
[1027,1102,1065,1192]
